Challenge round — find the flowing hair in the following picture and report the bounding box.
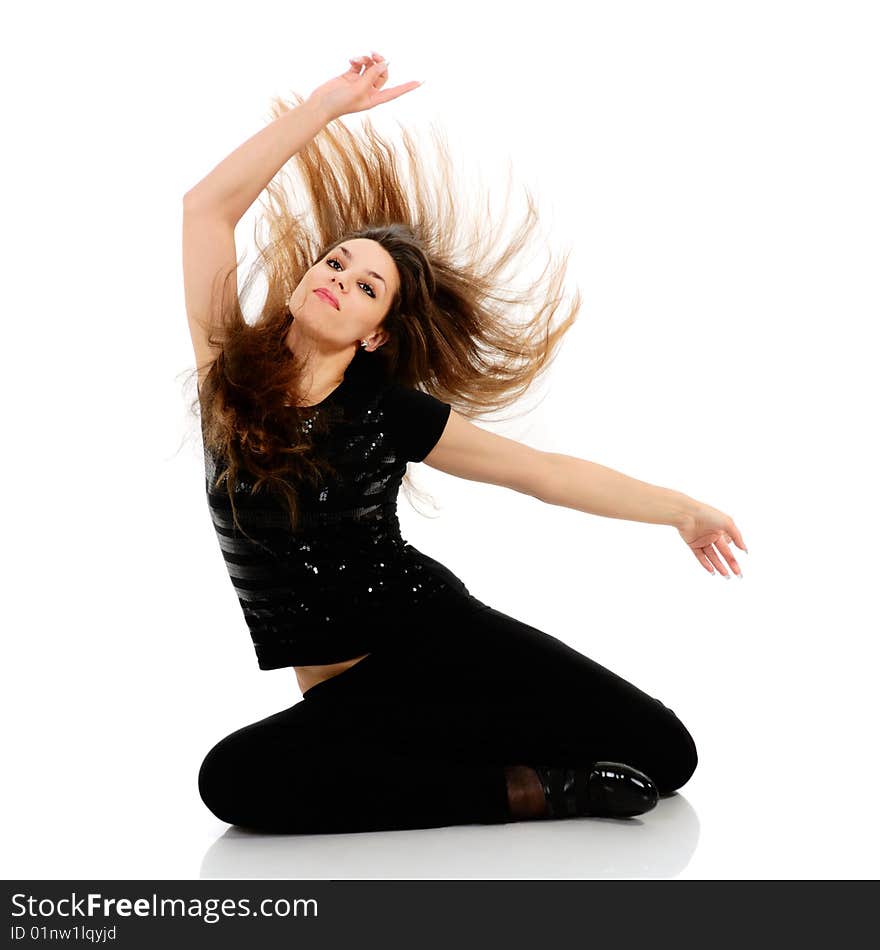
[189,91,583,534]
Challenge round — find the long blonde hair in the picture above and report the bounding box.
[191,91,582,533]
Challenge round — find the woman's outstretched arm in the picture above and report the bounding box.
[425,410,695,526]
[539,453,696,528]
[424,410,747,577]
[539,454,747,576]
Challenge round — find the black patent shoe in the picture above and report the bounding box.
[532,761,659,819]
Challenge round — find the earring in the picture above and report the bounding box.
[361,341,368,348]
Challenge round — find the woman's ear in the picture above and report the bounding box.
[369,328,390,350]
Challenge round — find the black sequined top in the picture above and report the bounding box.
[201,347,469,669]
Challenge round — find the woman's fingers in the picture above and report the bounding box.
[692,540,745,579]
[716,537,742,577]
[704,546,728,577]
[701,538,744,579]
[365,58,390,78]
[375,80,423,105]
[371,60,390,80]
[350,52,384,70]
[679,507,748,579]
[345,52,423,105]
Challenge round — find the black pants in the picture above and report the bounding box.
[198,590,698,834]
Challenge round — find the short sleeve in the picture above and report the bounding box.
[381,382,452,463]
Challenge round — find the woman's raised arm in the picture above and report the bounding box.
[182,99,330,227]
[182,52,420,226]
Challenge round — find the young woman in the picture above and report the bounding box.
[183,52,746,834]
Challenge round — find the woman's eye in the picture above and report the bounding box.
[326,257,376,298]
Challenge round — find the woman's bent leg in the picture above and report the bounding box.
[198,594,698,834]
[421,601,700,797]
[197,696,512,834]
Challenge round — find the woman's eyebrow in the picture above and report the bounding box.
[338,245,387,288]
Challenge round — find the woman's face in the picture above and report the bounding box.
[286,238,400,354]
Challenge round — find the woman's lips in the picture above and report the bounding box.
[314,288,339,309]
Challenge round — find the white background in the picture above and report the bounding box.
[3,0,878,879]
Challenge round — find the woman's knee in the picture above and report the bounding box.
[653,712,698,796]
[197,729,324,832]
[198,733,267,827]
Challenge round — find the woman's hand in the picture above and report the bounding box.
[305,51,422,123]
[677,501,748,578]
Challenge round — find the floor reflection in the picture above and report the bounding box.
[200,792,699,879]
